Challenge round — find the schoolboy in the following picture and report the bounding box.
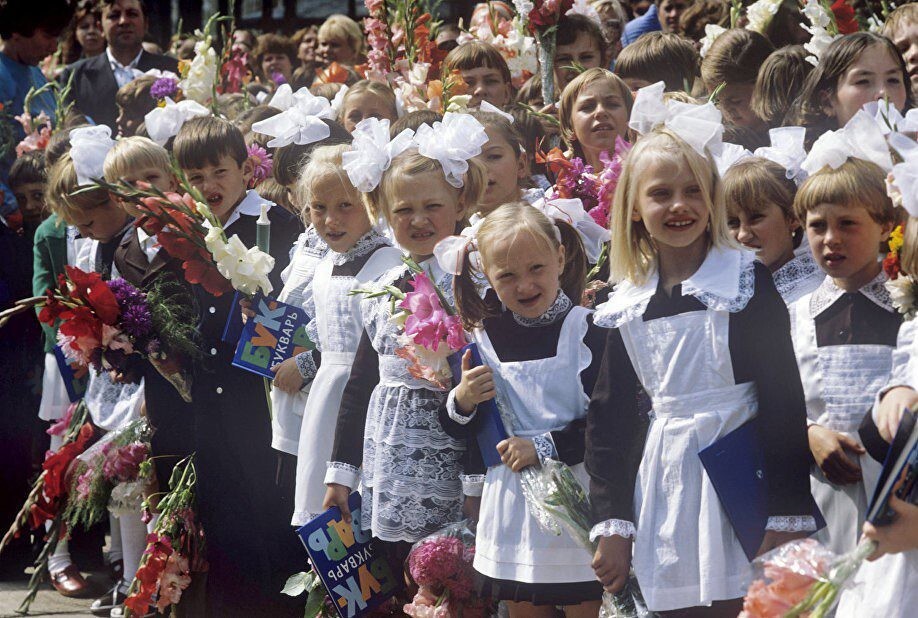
[884,3,918,98]
[555,14,607,92]
[701,28,774,133]
[172,116,303,617]
[114,75,157,138]
[9,151,49,227]
[613,31,699,93]
[443,40,514,108]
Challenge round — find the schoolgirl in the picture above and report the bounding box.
[322,114,486,563]
[586,89,814,616]
[288,143,402,525]
[442,202,605,617]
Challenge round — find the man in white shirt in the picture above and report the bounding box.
[60,0,177,131]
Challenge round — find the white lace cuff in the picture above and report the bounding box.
[460,474,485,497]
[295,351,318,383]
[324,461,359,489]
[532,433,557,465]
[589,519,636,542]
[766,515,818,532]
[446,389,476,425]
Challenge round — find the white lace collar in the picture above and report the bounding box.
[595,245,756,328]
[772,246,822,300]
[809,270,893,317]
[512,290,572,327]
[330,229,389,265]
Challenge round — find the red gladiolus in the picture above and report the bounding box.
[831,0,858,35]
[65,266,120,325]
[184,259,232,296]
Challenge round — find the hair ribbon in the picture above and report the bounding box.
[69,125,116,185]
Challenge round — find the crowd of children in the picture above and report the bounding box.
[1,1,918,617]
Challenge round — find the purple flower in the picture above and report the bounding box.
[246,143,273,186]
[108,278,153,339]
[271,71,287,86]
[150,77,179,101]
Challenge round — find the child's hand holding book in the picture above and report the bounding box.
[454,348,496,415]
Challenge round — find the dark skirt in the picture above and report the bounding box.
[477,574,604,606]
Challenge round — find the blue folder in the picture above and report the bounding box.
[699,417,826,562]
[866,410,917,526]
[448,342,510,468]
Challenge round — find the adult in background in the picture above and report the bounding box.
[60,0,106,65]
[60,0,177,131]
[0,0,72,234]
[621,0,691,47]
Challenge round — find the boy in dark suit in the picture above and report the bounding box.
[173,116,304,617]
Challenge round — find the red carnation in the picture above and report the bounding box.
[831,0,858,35]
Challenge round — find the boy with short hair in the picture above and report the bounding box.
[172,115,303,617]
[790,158,901,557]
[555,14,607,92]
[884,3,918,98]
[613,31,699,93]
[443,40,514,108]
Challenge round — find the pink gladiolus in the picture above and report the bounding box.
[47,403,76,436]
[155,553,192,611]
[401,273,451,351]
[102,442,148,482]
[365,0,384,12]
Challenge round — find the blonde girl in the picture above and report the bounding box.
[444,202,604,617]
[323,116,486,566]
[337,80,398,133]
[558,68,633,173]
[587,128,814,617]
[281,144,402,525]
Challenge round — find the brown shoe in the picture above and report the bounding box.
[49,565,93,598]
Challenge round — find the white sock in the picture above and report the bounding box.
[108,513,123,565]
[119,510,147,584]
[47,537,72,574]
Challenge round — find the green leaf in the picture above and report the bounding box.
[281,572,310,597]
[303,573,328,617]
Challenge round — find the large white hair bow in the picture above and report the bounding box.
[888,132,918,218]
[267,84,335,118]
[714,142,752,178]
[479,100,514,124]
[754,127,808,185]
[434,218,485,276]
[802,110,894,175]
[251,100,332,148]
[415,112,489,188]
[69,125,116,185]
[628,81,724,156]
[144,97,210,146]
[330,84,349,115]
[342,117,416,192]
[530,197,609,264]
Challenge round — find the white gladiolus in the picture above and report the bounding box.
[180,40,218,104]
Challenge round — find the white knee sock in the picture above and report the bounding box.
[108,513,123,565]
[119,510,147,584]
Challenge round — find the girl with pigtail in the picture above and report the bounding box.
[439,202,607,617]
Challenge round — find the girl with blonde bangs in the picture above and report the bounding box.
[587,128,814,615]
[606,128,733,286]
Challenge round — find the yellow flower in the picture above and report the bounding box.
[889,225,904,254]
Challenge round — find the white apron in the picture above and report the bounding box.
[271,231,327,455]
[621,308,757,611]
[38,228,89,422]
[291,248,401,525]
[473,306,595,584]
[792,297,888,555]
[836,550,918,618]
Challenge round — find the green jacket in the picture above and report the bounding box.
[32,214,67,353]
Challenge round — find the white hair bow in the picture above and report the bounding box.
[888,132,918,218]
[754,127,808,185]
[629,81,724,156]
[415,112,489,188]
[530,197,608,263]
[479,100,514,124]
[342,117,416,192]
[330,84,349,115]
[802,110,894,175]
[143,68,180,81]
[69,125,116,185]
[144,97,210,146]
[714,142,753,178]
[434,218,485,276]
[861,100,918,135]
[251,101,332,148]
[267,84,335,118]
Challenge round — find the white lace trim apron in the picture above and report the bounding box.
[621,308,758,612]
[792,296,889,555]
[291,247,401,525]
[359,263,466,542]
[473,306,596,584]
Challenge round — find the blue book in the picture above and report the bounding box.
[448,342,510,468]
[231,295,313,379]
[867,410,917,526]
[297,493,402,618]
[53,345,87,402]
[699,417,826,562]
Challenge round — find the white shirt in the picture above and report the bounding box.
[106,47,143,89]
[137,228,159,263]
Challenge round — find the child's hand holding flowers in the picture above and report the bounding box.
[497,437,538,472]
